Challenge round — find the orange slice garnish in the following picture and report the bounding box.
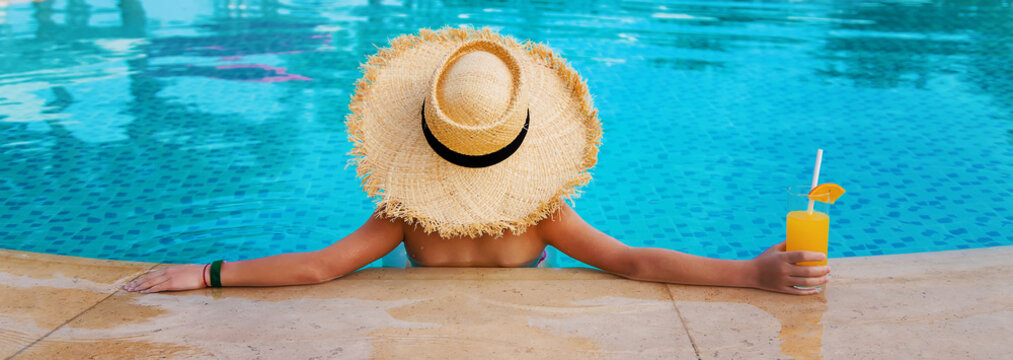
[808,183,846,204]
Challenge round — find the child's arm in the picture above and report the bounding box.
[124,212,403,293]
[541,203,829,295]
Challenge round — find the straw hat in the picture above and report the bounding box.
[346,27,602,238]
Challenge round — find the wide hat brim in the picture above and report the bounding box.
[346,27,602,238]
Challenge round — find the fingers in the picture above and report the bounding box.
[135,277,167,292]
[143,281,174,293]
[128,274,168,292]
[764,241,787,254]
[777,264,830,295]
[784,251,826,264]
[123,271,166,292]
[788,265,831,277]
[123,271,156,291]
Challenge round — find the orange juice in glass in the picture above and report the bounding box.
[786,185,832,288]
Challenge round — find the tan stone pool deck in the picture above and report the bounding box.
[2,246,1011,359]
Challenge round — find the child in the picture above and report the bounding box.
[125,28,829,295]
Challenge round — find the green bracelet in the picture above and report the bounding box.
[209,260,224,288]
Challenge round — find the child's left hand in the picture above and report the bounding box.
[749,242,830,295]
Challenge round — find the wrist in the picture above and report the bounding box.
[737,259,761,289]
[202,263,210,288]
[209,259,225,287]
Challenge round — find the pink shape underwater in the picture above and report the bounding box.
[215,64,312,82]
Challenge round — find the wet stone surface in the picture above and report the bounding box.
[3,247,1012,359]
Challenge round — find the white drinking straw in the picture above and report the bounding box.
[807,149,823,213]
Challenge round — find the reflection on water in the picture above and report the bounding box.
[0,0,1011,263]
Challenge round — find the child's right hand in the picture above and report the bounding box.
[123,264,207,293]
[750,242,830,295]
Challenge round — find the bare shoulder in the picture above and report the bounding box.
[537,202,600,244]
[365,210,406,238]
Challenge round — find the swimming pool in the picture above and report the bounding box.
[1,0,1010,268]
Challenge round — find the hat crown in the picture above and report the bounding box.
[438,51,513,127]
[425,40,528,156]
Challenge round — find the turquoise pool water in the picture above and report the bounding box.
[1,0,1010,268]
